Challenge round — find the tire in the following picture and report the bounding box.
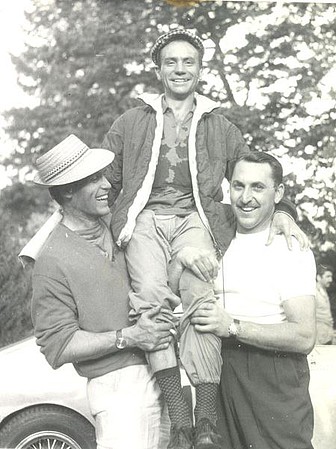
[0,405,96,449]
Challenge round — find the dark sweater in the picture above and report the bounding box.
[32,224,146,379]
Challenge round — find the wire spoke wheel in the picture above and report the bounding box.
[0,406,96,449]
[15,430,83,449]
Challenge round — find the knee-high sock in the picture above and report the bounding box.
[155,366,192,428]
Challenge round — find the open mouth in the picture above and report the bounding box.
[96,194,108,202]
[238,206,257,213]
[171,79,190,83]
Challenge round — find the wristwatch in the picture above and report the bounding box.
[228,319,241,338]
[115,329,127,349]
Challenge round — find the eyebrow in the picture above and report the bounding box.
[232,180,267,187]
[163,56,196,62]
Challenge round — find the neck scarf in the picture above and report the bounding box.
[76,218,114,260]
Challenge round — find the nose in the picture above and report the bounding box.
[175,60,186,73]
[102,175,111,190]
[241,187,253,204]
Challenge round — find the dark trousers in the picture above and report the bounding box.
[217,339,314,449]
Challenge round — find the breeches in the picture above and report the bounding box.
[125,210,222,384]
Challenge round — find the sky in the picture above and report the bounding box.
[0,0,33,187]
[0,1,33,112]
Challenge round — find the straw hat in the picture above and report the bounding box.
[33,134,115,186]
[151,28,204,66]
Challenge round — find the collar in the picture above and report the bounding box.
[138,92,220,116]
[161,95,197,114]
[235,227,271,241]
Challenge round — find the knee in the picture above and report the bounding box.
[131,278,180,312]
[179,269,214,305]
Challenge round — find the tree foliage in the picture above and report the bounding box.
[4,0,335,244]
[0,183,51,346]
[1,0,336,344]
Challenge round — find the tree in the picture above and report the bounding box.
[1,0,335,344]
[0,183,52,346]
[4,0,335,243]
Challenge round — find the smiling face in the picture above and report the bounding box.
[156,40,201,101]
[230,160,284,234]
[69,170,111,220]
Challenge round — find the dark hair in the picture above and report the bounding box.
[232,152,283,186]
[317,264,333,277]
[49,184,74,206]
[48,176,90,205]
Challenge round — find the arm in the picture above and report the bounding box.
[190,244,317,354]
[58,306,173,365]
[101,116,125,205]
[268,210,309,250]
[32,272,172,369]
[275,197,297,221]
[190,295,316,355]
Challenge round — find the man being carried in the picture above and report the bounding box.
[190,152,316,449]
[103,29,308,449]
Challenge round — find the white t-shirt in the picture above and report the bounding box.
[214,228,316,324]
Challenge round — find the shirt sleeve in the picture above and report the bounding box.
[279,243,316,302]
[101,115,125,206]
[32,261,80,370]
[275,198,298,221]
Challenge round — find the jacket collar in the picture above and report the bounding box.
[138,92,220,116]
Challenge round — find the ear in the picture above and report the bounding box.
[198,67,204,81]
[63,187,73,200]
[274,183,285,204]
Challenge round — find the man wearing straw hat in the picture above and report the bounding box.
[28,134,173,449]
[102,28,308,449]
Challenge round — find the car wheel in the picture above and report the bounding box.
[0,404,96,449]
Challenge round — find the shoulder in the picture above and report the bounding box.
[33,225,79,275]
[206,108,234,126]
[272,235,316,271]
[202,107,245,141]
[110,103,155,129]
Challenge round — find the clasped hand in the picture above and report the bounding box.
[130,306,175,352]
[190,299,232,338]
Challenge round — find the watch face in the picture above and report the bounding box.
[229,323,238,337]
[116,338,127,349]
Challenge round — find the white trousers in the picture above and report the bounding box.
[87,364,170,449]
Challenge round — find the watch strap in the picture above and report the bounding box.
[116,329,122,340]
[228,319,241,338]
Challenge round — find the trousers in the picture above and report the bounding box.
[217,340,314,449]
[87,364,170,449]
[125,210,222,384]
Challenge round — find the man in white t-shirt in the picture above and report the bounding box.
[189,152,316,449]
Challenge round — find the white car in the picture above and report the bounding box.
[0,337,95,449]
[0,337,335,449]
